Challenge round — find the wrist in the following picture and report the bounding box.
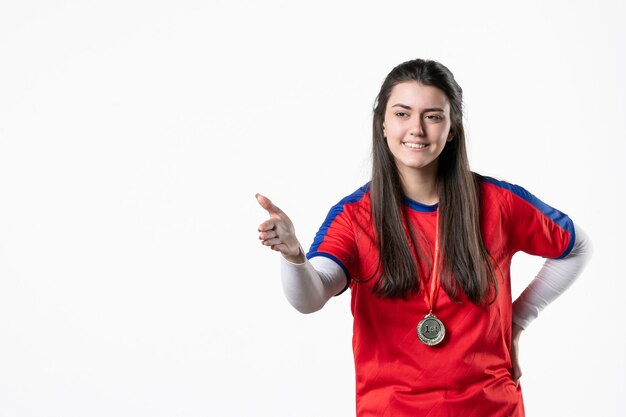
[283,246,305,264]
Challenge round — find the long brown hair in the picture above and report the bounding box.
[369,58,498,304]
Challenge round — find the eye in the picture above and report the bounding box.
[395,111,409,118]
[425,114,443,121]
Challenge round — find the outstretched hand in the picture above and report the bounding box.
[256,193,304,263]
[510,322,523,388]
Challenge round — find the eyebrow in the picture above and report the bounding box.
[391,104,445,112]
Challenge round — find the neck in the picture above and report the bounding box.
[398,164,439,205]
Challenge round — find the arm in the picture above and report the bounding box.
[512,222,593,329]
[281,255,347,313]
[510,222,592,386]
[256,193,347,313]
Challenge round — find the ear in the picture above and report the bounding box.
[382,122,386,138]
[447,130,454,142]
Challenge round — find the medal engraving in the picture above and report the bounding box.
[417,313,445,346]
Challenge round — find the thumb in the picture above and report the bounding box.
[255,193,282,215]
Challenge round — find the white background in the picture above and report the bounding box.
[0,1,624,416]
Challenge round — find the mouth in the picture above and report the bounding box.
[402,142,429,149]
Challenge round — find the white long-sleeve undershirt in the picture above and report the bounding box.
[280,256,348,314]
[511,223,592,328]
[280,223,592,327]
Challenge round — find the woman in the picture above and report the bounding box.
[256,59,592,416]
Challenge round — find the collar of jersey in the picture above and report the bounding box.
[402,196,438,212]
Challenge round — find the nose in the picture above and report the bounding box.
[410,118,425,137]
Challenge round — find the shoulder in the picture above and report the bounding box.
[315,182,371,228]
[308,183,372,258]
[478,174,538,204]
[476,173,573,231]
[327,182,371,214]
[338,182,371,204]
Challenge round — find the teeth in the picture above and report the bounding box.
[404,143,427,149]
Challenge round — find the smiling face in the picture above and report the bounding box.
[382,82,452,180]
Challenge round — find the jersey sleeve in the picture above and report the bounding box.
[504,182,576,259]
[306,187,367,291]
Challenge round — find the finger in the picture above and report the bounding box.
[257,219,276,232]
[262,237,283,247]
[256,193,283,215]
[512,362,522,387]
[258,230,278,240]
[270,243,289,253]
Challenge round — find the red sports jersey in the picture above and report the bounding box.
[307,176,574,417]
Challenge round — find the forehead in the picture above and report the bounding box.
[387,82,450,111]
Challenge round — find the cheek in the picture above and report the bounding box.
[436,124,452,141]
[384,124,403,139]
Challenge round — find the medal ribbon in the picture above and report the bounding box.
[425,210,441,314]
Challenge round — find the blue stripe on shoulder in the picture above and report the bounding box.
[308,182,369,255]
[306,183,369,289]
[481,176,575,258]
